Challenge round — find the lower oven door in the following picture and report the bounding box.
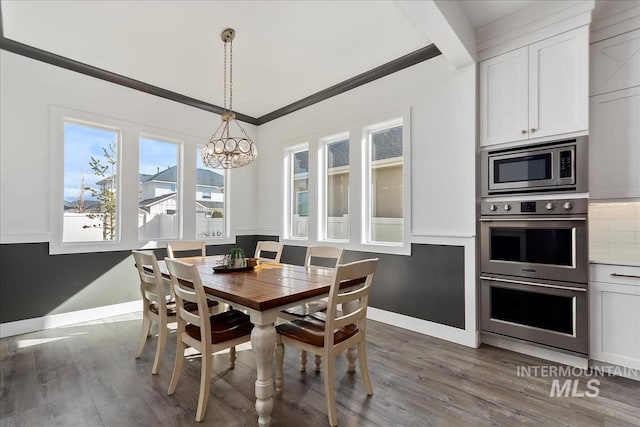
[480,275,588,355]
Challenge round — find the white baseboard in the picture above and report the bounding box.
[0,300,141,338]
[481,333,589,369]
[367,307,479,348]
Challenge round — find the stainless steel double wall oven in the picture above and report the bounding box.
[480,137,589,355]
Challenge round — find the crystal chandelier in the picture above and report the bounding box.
[202,28,257,169]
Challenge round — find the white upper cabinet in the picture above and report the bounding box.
[590,29,640,97]
[480,26,589,147]
[479,47,529,146]
[589,87,640,200]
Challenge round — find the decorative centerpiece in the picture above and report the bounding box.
[228,248,246,268]
[213,248,253,273]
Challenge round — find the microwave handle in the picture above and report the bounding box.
[479,217,586,222]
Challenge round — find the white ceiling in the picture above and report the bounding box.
[1,0,537,119]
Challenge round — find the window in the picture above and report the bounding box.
[288,146,309,239]
[364,120,404,244]
[62,121,120,243]
[322,134,349,241]
[196,147,226,239]
[138,137,180,240]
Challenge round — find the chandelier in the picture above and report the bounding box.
[202,28,257,169]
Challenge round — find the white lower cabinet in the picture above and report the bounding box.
[590,264,640,369]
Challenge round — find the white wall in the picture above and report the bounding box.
[0,50,258,244]
[256,55,476,239]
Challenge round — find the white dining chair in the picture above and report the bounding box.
[275,258,379,427]
[279,246,344,371]
[165,258,254,423]
[166,241,206,258]
[254,240,283,263]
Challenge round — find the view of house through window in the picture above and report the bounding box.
[324,136,349,240]
[196,147,226,238]
[367,123,403,243]
[290,148,309,238]
[138,137,179,240]
[63,121,119,243]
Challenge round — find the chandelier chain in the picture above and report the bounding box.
[223,41,227,110]
[229,37,233,111]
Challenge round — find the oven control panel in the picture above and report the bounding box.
[481,198,588,216]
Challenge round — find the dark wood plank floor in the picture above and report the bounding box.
[1,313,639,426]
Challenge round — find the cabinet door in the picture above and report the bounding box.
[479,47,529,147]
[589,87,640,199]
[591,29,640,97]
[529,26,589,139]
[590,281,640,369]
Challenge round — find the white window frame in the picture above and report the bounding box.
[49,106,235,254]
[283,143,310,240]
[319,132,350,242]
[195,144,231,241]
[362,116,410,253]
[282,108,411,255]
[137,133,182,242]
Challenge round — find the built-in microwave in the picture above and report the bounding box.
[481,137,587,197]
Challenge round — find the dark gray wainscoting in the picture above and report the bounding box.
[280,243,465,329]
[1,238,464,330]
[0,236,264,323]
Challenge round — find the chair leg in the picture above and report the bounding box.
[314,355,322,373]
[195,354,213,422]
[151,322,167,375]
[322,353,338,427]
[134,314,151,358]
[168,339,185,395]
[357,340,373,395]
[300,350,307,372]
[229,346,237,369]
[275,340,284,396]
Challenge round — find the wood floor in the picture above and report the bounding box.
[1,313,639,427]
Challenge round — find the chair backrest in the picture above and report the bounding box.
[167,241,206,258]
[255,241,283,263]
[325,259,379,345]
[165,258,211,349]
[132,250,168,317]
[304,246,344,269]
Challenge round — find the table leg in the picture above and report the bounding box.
[251,319,277,427]
[342,300,358,372]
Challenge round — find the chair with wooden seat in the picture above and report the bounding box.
[279,246,344,371]
[254,240,283,263]
[165,258,254,423]
[275,258,379,427]
[167,240,206,258]
[132,250,179,375]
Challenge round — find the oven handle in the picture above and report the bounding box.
[479,217,586,222]
[480,275,587,292]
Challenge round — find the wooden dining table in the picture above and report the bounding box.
[156,256,339,427]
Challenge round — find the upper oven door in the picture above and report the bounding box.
[480,217,588,283]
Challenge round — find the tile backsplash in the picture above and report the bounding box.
[589,201,640,265]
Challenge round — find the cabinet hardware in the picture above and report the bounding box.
[521,130,527,134]
[530,128,537,133]
[610,273,640,279]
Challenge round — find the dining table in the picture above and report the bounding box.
[156,256,346,427]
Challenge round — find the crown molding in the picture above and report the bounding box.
[0,3,440,126]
